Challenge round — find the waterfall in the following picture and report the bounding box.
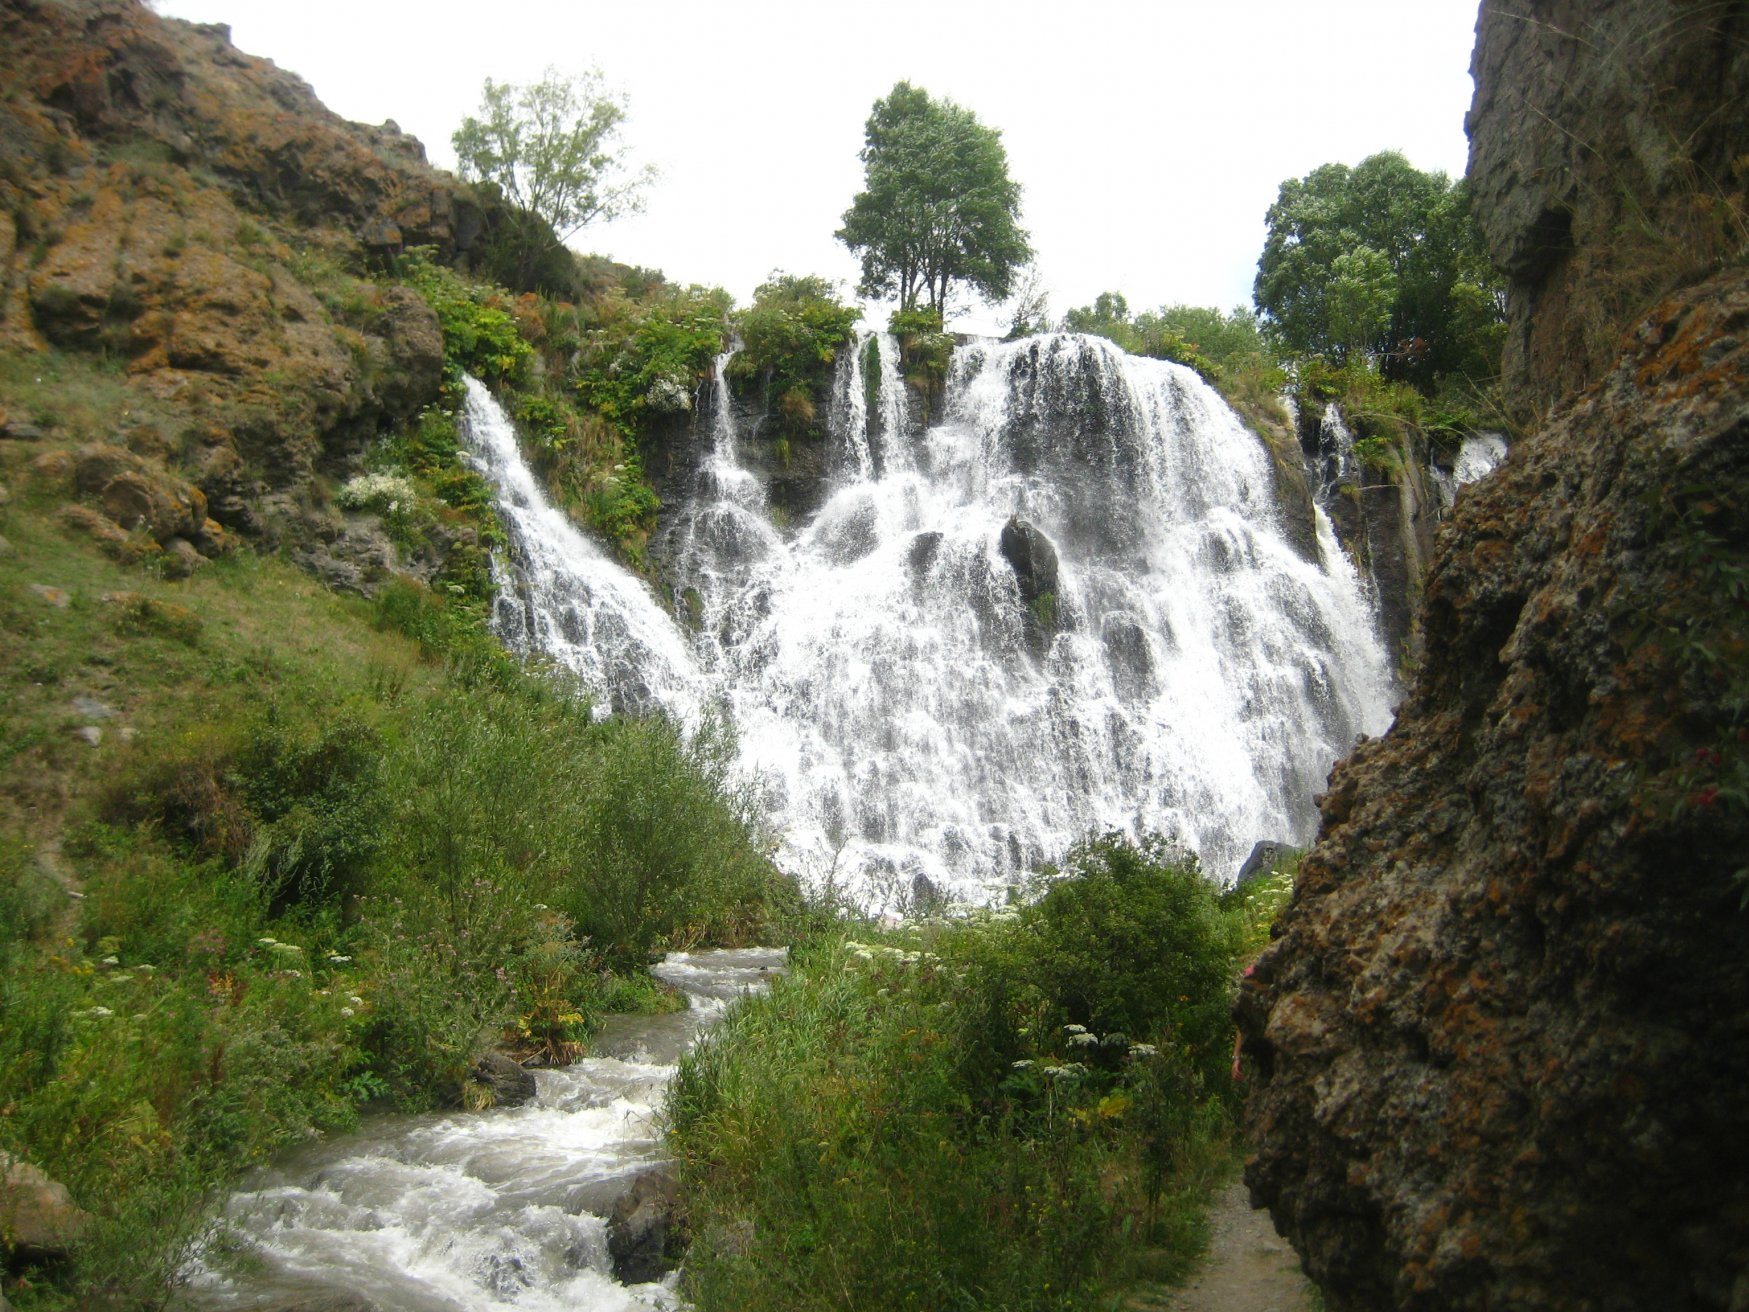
[458,377,709,724]
[462,338,1395,906]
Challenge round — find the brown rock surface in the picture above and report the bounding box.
[1467,1,1749,416]
[1239,268,1749,1311]
[0,0,466,546]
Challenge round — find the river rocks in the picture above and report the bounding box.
[1467,0,1749,417]
[606,1167,687,1284]
[469,1051,536,1109]
[1239,268,1749,1312]
[0,1153,90,1261]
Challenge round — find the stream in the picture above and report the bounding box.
[187,948,785,1311]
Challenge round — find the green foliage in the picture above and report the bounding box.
[1254,151,1505,387]
[838,82,1032,315]
[452,67,653,289]
[0,481,802,1305]
[572,283,729,439]
[394,249,532,384]
[730,273,859,434]
[669,832,1247,1312]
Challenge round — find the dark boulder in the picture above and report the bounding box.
[469,1051,536,1109]
[606,1167,687,1284]
[998,516,1059,603]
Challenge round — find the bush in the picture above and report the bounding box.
[668,832,1246,1312]
[729,274,859,435]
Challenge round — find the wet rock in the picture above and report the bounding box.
[606,1167,687,1284]
[1468,0,1749,416]
[0,1153,91,1260]
[998,516,1059,603]
[468,1051,535,1110]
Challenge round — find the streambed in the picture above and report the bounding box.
[187,948,784,1311]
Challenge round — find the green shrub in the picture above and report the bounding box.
[669,832,1246,1312]
[729,273,859,435]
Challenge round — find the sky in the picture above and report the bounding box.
[156,0,1483,333]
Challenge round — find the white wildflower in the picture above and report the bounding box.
[327,954,352,964]
[100,955,120,966]
[1128,1043,1159,1058]
[257,937,277,946]
[339,1007,355,1018]
[1011,1059,1034,1069]
[1063,1023,1088,1035]
[348,995,364,1006]
[1068,1031,1099,1048]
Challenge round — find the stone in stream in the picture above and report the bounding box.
[468,1050,537,1108]
[606,1166,687,1284]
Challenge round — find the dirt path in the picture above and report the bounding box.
[1127,1178,1318,1312]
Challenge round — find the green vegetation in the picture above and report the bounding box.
[0,424,797,1307]
[729,274,861,437]
[668,833,1296,1312]
[838,81,1031,316]
[1254,151,1504,390]
[452,68,654,290]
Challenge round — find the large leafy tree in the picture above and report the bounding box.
[1253,151,1503,384]
[837,82,1031,317]
[452,69,654,289]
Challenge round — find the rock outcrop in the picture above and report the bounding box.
[1240,268,1749,1311]
[1241,6,1749,1308]
[1467,0,1749,416]
[0,0,502,557]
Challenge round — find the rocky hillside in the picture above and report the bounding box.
[1239,4,1749,1309]
[0,0,515,567]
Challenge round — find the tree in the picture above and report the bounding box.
[837,82,1031,317]
[1253,151,1504,384]
[452,68,654,289]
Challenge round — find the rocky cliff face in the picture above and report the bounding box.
[1240,4,1749,1309]
[1467,0,1749,417]
[0,0,513,573]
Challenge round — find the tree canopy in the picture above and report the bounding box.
[1253,151,1503,385]
[837,82,1031,317]
[452,68,653,289]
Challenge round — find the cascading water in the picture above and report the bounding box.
[1432,430,1509,510]
[692,334,1393,903]
[187,949,783,1311]
[459,376,708,724]
[467,334,1395,905]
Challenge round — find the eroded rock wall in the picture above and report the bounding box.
[1467,0,1749,417]
[0,0,516,574]
[1241,4,1749,1307]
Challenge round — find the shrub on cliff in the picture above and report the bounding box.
[729,274,860,436]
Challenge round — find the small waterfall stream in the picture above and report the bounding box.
[188,949,783,1311]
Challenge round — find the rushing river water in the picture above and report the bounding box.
[187,949,784,1311]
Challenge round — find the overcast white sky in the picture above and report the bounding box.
[157,0,1483,332]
